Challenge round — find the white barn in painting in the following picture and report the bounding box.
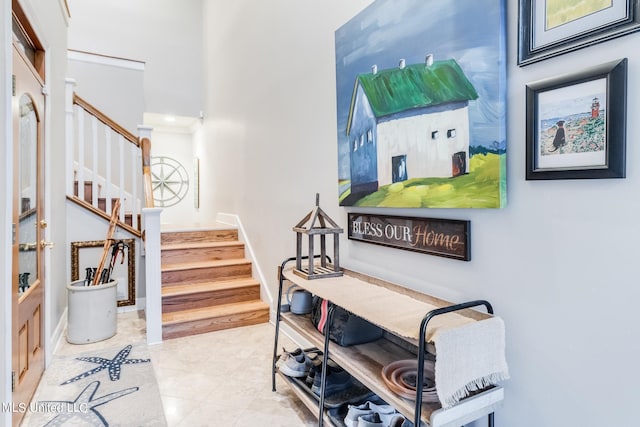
[346,56,478,192]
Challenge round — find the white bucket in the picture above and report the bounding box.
[67,279,118,344]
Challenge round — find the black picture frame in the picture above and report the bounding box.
[518,0,640,66]
[525,58,627,180]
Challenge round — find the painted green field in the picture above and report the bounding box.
[546,0,611,29]
[341,152,506,208]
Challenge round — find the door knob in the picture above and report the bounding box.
[39,220,48,228]
[40,240,54,249]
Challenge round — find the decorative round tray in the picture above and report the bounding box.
[381,359,439,402]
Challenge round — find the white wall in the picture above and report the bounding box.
[67,0,204,118]
[150,126,199,225]
[67,54,145,135]
[201,1,640,426]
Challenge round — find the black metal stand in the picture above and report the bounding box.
[414,300,494,427]
[272,256,297,392]
[273,256,499,427]
[272,255,331,392]
[317,302,335,427]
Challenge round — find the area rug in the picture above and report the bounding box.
[24,342,167,427]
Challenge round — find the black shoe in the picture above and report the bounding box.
[311,364,353,396]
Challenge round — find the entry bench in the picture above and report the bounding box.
[272,257,506,427]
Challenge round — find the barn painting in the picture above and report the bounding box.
[335,0,507,208]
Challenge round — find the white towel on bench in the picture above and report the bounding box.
[432,316,509,408]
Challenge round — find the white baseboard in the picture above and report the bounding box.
[216,212,272,306]
[50,308,68,358]
[215,212,239,227]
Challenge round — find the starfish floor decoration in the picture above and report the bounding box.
[61,344,151,385]
[42,380,138,426]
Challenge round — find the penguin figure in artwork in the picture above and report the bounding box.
[549,120,566,152]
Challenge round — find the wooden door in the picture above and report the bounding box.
[12,43,46,427]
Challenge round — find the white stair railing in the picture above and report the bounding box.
[65,79,163,344]
[64,78,143,236]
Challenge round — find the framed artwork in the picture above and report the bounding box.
[518,0,640,66]
[71,239,136,307]
[335,0,507,208]
[525,58,627,180]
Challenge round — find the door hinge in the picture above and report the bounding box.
[12,223,16,245]
[11,371,16,392]
[12,74,16,96]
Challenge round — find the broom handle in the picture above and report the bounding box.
[92,199,121,285]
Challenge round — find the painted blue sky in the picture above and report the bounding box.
[335,0,507,179]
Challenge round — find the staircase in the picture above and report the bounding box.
[160,227,270,339]
[65,79,267,344]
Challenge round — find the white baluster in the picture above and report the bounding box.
[131,142,138,229]
[65,79,76,197]
[77,107,85,202]
[91,115,98,206]
[105,129,112,214]
[119,135,125,223]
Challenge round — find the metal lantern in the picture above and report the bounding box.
[293,194,343,280]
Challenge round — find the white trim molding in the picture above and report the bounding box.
[67,49,145,71]
[216,212,272,308]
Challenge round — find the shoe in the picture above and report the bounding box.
[383,414,406,427]
[277,348,312,378]
[358,413,383,427]
[305,357,340,387]
[305,357,323,387]
[311,363,353,396]
[344,402,396,427]
[399,419,414,427]
[344,402,374,427]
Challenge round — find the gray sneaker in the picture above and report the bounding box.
[344,402,374,427]
[358,413,383,427]
[277,348,312,378]
[345,401,396,427]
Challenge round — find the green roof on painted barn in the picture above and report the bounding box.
[357,59,478,118]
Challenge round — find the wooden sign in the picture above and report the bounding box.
[348,213,470,261]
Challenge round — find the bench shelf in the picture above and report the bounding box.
[272,257,504,427]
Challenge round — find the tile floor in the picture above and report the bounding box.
[24,311,318,426]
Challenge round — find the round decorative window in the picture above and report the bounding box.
[150,156,189,207]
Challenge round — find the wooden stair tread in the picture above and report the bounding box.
[162,258,251,272]
[162,277,259,296]
[162,300,269,325]
[161,241,243,251]
[161,229,239,244]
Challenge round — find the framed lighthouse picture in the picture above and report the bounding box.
[525,58,627,180]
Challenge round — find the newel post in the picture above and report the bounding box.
[138,125,154,209]
[143,207,163,345]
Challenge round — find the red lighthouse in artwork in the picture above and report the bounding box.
[591,97,600,118]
